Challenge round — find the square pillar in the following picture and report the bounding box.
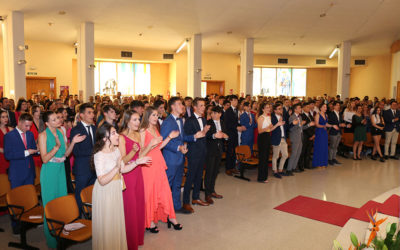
[240,38,254,96]
[2,11,26,99]
[337,41,351,98]
[77,22,95,102]
[187,34,202,98]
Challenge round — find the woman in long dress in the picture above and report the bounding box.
[38,111,86,248]
[139,107,182,233]
[119,110,145,249]
[92,123,151,250]
[312,103,333,169]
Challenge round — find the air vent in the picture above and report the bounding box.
[354,59,366,65]
[163,53,174,60]
[121,51,133,58]
[278,58,288,64]
[316,59,326,65]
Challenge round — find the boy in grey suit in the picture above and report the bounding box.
[286,104,303,175]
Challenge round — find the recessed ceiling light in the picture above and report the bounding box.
[227,31,232,35]
[58,11,66,15]
[147,25,153,29]
[292,42,296,46]
[48,22,54,26]
[217,42,220,46]
[138,33,143,36]
[320,13,326,18]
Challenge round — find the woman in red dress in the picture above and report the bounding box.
[0,110,13,174]
[30,105,45,169]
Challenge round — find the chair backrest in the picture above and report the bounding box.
[6,185,38,213]
[235,145,251,159]
[34,166,41,186]
[0,174,11,207]
[80,185,93,205]
[342,133,354,145]
[45,194,79,224]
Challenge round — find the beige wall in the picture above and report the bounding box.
[150,63,170,97]
[350,54,392,99]
[306,68,337,97]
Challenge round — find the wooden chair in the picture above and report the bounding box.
[34,166,41,196]
[364,133,375,148]
[80,185,93,220]
[70,173,76,190]
[235,145,259,181]
[0,174,11,233]
[6,184,43,250]
[45,194,92,250]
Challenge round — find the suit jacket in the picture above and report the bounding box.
[328,111,344,135]
[283,106,291,123]
[239,112,257,143]
[223,107,239,140]
[271,113,287,146]
[301,112,314,138]
[70,122,96,176]
[184,115,207,159]
[4,129,36,183]
[161,114,194,167]
[383,109,400,132]
[184,106,194,119]
[288,113,303,142]
[206,119,226,157]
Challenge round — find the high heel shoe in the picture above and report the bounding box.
[371,154,377,160]
[146,226,159,234]
[167,219,183,230]
[380,157,385,162]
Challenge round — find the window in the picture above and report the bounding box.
[253,67,307,96]
[94,61,151,95]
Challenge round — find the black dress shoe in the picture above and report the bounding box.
[176,208,191,214]
[298,168,305,172]
[390,156,399,160]
[333,159,341,165]
[380,157,385,162]
[293,169,301,173]
[371,154,377,160]
[328,160,334,166]
[384,155,389,160]
[282,171,291,176]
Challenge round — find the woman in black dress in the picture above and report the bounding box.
[370,107,385,162]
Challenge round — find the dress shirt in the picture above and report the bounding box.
[334,110,340,122]
[171,114,182,134]
[194,113,204,131]
[16,127,30,157]
[81,121,94,144]
[275,114,285,137]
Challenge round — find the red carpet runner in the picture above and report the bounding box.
[274,195,358,227]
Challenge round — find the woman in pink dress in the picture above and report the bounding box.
[118,110,145,250]
[139,107,182,233]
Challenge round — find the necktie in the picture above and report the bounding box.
[248,113,252,124]
[22,132,27,149]
[176,117,182,134]
[87,126,93,145]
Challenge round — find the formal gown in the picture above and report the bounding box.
[312,114,329,167]
[122,135,145,250]
[141,129,176,228]
[0,127,10,174]
[40,128,68,248]
[30,121,43,169]
[92,148,127,250]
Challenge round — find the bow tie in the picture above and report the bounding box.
[176,117,182,121]
[197,116,203,119]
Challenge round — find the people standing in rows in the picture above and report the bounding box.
[370,107,385,162]
[383,100,399,159]
[240,102,257,153]
[70,103,97,213]
[183,98,210,208]
[92,123,151,250]
[270,103,288,177]
[140,107,182,233]
[352,105,367,160]
[38,111,86,248]
[287,103,303,175]
[118,110,146,249]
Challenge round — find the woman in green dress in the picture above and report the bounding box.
[352,105,367,160]
[38,111,86,248]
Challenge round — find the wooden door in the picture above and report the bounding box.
[203,80,225,96]
[26,77,56,99]
[397,81,400,102]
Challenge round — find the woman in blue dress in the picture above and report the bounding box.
[312,103,334,169]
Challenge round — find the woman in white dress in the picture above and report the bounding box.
[92,123,151,250]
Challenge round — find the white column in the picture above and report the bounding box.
[390,51,400,98]
[240,38,254,96]
[337,41,351,98]
[187,34,202,98]
[77,22,95,102]
[2,11,26,99]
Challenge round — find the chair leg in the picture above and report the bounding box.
[8,222,39,250]
[234,163,250,182]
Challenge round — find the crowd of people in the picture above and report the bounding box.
[1,92,399,250]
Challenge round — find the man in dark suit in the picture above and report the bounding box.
[183,98,210,209]
[161,97,201,214]
[383,100,400,159]
[298,103,315,170]
[70,103,97,213]
[223,95,246,175]
[184,96,194,119]
[4,113,38,188]
[328,101,347,165]
[205,106,228,204]
[1,97,17,127]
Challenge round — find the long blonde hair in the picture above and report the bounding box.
[139,106,157,132]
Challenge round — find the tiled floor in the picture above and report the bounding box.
[0,156,399,250]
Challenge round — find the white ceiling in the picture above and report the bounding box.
[0,0,399,56]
